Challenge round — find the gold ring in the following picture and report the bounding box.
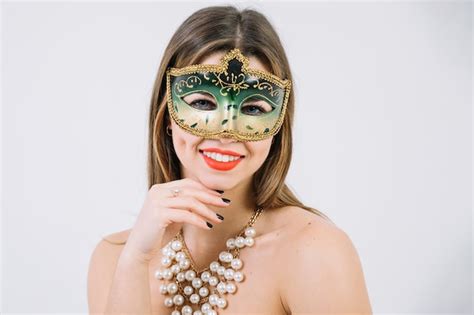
[171,188,180,197]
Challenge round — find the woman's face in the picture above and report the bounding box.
[169,51,274,191]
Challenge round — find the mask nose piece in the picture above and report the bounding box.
[223,102,237,132]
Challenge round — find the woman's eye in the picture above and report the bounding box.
[241,104,271,116]
[182,93,217,111]
[185,98,217,111]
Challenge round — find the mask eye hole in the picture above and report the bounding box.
[241,96,274,116]
[181,92,217,111]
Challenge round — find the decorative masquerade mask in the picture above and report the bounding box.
[166,48,291,141]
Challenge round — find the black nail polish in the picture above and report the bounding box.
[222,198,231,203]
[206,221,213,228]
[215,189,224,194]
[216,213,224,220]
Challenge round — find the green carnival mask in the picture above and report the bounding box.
[166,48,291,141]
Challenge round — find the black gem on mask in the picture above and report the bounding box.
[228,58,244,77]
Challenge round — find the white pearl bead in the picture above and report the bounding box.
[224,268,234,280]
[235,236,245,248]
[230,258,243,270]
[162,268,173,280]
[233,271,244,282]
[201,302,212,312]
[208,310,217,315]
[209,261,220,272]
[161,246,170,256]
[193,311,203,315]
[171,310,180,315]
[200,271,211,282]
[245,236,255,247]
[159,284,167,294]
[167,282,178,294]
[225,282,236,294]
[245,227,256,237]
[176,272,186,282]
[190,293,200,304]
[208,276,218,286]
[171,240,183,251]
[198,286,209,297]
[217,266,226,275]
[226,252,234,262]
[179,259,190,270]
[173,294,184,305]
[192,278,203,288]
[185,270,196,281]
[175,251,186,262]
[183,285,194,295]
[171,264,181,274]
[218,251,231,262]
[161,256,172,267]
[181,305,193,315]
[208,293,219,305]
[217,297,227,308]
[154,269,163,280]
[164,297,173,307]
[217,281,227,294]
[226,238,236,249]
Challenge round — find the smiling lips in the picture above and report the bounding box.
[199,148,245,171]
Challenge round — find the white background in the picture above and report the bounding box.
[1,1,472,313]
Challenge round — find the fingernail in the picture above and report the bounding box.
[206,221,213,228]
[216,213,224,220]
[215,190,224,194]
[222,198,231,203]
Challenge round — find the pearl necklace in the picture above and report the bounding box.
[154,206,264,315]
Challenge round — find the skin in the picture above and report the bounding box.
[87,51,373,314]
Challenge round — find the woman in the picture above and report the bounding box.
[87,5,372,315]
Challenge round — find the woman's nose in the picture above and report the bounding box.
[219,137,237,144]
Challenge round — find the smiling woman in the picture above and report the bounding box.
[87,4,372,315]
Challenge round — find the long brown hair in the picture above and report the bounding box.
[148,5,331,221]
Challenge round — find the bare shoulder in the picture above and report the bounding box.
[269,205,353,267]
[290,206,344,241]
[272,205,339,238]
[88,228,132,275]
[276,205,360,267]
[286,209,358,267]
[87,228,132,313]
[275,206,372,314]
[101,228,132,245]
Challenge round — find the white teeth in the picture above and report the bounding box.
[202,151,240,163]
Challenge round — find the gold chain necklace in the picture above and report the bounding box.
[155,206,264,315]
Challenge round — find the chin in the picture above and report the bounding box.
[196,173,241,191]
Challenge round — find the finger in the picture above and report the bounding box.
[163,196,224,224]
[162,208,212,230]
[173,178,223,196]
[175,187,230,207]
